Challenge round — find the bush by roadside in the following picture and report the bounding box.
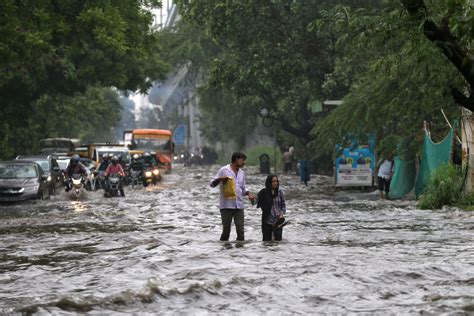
[417,163,466,210]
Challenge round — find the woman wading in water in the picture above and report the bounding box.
[256,175,287,241]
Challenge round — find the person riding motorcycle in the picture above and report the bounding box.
[142,152,161,186]
[93,153,111,190]
[96,153,111,172]
[127,154,144,185]
[129,154,144,172]
[64,154,88,192]
[104,156,125,196]
[142,152,157,168]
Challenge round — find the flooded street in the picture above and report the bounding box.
[0,164,473,314]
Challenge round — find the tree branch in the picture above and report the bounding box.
[401,0,474,109]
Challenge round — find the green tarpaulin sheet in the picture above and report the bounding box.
[388,157,416,199]
[389,128,453,199]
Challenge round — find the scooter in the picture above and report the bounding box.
[69,173,85,199]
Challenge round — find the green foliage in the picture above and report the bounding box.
[157,19,257,148]
[456,192,474,210]
[417,163,463,209]
[244,145,282,171]
[0,0,168,159]
[197,85,258,148]
[312,3,463,160]
[175,0,339,144]
[172,0,472,170]
[9,87,122,158]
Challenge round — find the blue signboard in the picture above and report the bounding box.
[172,124,187,145]
[335,136,376,187]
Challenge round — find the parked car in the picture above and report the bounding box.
[0,161,50,202]
[15,154,63,195]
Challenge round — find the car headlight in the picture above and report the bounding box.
[152,169,159,176]
[47,176,52,182]
[145,171,152,177]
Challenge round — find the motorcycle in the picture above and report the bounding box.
[128,169,142,189]
[69,173,85,199]
[104,173,123,197]
[93,170,107,191]
[143,167,160,187]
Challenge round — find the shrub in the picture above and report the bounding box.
[455,192,474,210]
[417,163,463,209]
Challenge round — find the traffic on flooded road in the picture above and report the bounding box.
[0,164,472,314]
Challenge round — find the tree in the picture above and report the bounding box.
[313,3,464,159]
[401,0,474,110]
[175,1,333,151]
[175,1,388,154]
[0,0,168,158]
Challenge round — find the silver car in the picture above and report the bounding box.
[0,161,50,202]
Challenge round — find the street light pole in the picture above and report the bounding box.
[258,106,277,174]
[273,124,277,174]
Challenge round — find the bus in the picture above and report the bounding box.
[127,129,174,172]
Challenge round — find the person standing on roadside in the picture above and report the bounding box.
[210,152,256,241]
[377,152,394,200]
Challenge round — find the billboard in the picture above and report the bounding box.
[172,124,186,146]
[335,141,375,187]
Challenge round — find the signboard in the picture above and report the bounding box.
[172,124,186,146]
[335,144,375,187]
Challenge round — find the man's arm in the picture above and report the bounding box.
[210,168,227,187]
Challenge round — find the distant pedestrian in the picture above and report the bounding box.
[210,152,256,241]
[283,150,291,174]
[289,145,296,173]
[377,153,394,199]
[256,175,287,241]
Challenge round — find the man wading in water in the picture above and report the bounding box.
[210,152,256,241]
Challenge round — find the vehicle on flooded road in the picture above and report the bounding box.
[57,156,97,191]
[104,173,124,197]
[39,137,80,155]
[0,161,50,202]
[127,129,173,172]
[15,154,63,196]
[67,173,85,199]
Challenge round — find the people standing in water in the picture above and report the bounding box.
[210,152,256,241]
[256,175,287,241]
[377,152,394,199]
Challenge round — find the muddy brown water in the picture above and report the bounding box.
[0,165,473,314]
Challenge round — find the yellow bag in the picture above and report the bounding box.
[223,177,237,200]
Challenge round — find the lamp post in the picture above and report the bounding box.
[258,106,277,174]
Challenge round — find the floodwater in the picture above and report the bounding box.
[0,165,473,314]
